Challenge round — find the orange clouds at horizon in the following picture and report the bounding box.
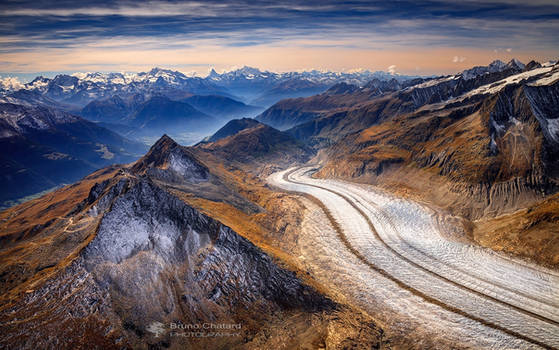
[1,44,557,76]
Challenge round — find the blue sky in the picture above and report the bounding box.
[1,0,558,78]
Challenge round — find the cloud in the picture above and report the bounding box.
[388,65,397,74]
[0,2,228,18]
[0,76,24,90]
[0,1,558,74]
[453,56,466,63]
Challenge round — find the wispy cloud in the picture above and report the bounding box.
[453,56,466,63]
[0,0,557,74]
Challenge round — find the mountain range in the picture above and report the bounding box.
[0,66,418,145]
[1,66,418,110]
[0,66,419,208]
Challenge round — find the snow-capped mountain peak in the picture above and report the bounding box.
[507,58,526,70]
[1,65,422,108]
[461,59,511,80]
[237,66,265,76]
[208,68,220,79]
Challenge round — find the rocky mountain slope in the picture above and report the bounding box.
[195,121,312,175]
[311,61,559,213]
[0,135,386,349]
[255,77,420,131]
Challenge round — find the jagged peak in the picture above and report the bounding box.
[131,133,211,183]
[507,58,525,70]
[489,59,507,69]
[326,82,360,95]
[148,67,164,74]
[30,75,48,82]
[208,68,219,77]
[461,59,508,80]
[131,134,179,173]
[202,118,261,143]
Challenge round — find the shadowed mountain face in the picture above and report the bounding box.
[82,94,262,126]
[201,118,261,142]
[127,96,216,131]
[118,96,220,145]
[196,122,312,173]
[80,94,146,124]
[182,95,264,119]
[0,103,147,209]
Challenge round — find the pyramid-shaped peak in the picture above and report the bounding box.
[152,134,178,149]
[507,58,525,70]
[148,67,164,74]
[130,134,179,173]
[208,68,219,76]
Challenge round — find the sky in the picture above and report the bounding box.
[1,0,558,79]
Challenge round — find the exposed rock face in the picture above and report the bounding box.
[0,162,335,349]
[307,64,559,217]
[0,260,123,350]
[132,134,209,180]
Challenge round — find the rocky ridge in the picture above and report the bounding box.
[0,134,387,349]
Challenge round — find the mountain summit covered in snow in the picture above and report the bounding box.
[0,66,420,109]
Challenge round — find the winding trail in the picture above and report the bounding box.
[268,166,559,349]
